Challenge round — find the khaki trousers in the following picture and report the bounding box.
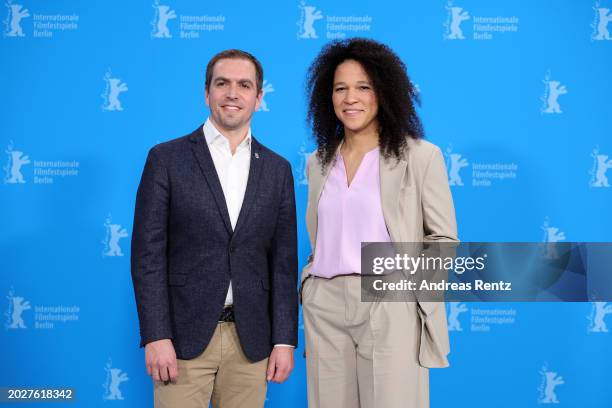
[154,322,268,408]
[302,275,429,408]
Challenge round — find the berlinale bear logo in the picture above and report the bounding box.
[4,2,30,37]
[151,1,176,38]
[297,1,323,39]
[3,142,30,184]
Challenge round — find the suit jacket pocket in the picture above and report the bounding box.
[300,275,315,305]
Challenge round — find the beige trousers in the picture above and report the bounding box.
[154,322,268,408]
[302,275,429,408]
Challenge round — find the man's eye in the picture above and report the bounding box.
[360,86,371,90]
[241,83,251,89]
[334,87,345,92]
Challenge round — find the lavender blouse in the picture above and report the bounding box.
[310,148,392,279]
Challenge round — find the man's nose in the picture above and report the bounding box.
[226,83,238,99]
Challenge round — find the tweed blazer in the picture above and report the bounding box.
[131,125,298,362]
[300,137,458,368]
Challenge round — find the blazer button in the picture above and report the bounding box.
[229,246,236,253]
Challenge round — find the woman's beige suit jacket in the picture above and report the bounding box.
[300,137,459,368]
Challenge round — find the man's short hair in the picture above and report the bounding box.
[205,49,264,93]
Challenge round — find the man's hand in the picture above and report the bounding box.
[145,339,178,383]
[266,346,294,383]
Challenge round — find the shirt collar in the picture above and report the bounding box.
[202,118,252,149]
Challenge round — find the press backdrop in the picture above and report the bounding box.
[2,0,611,407]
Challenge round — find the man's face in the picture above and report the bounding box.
[205,58,262,133]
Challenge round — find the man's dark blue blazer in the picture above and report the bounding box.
[131,125,298,362]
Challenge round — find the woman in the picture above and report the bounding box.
[300,38,458,408]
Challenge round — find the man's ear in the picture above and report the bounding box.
[254,89,263,111]
[205,88,210,107]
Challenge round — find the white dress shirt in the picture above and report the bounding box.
[203,118,251,307]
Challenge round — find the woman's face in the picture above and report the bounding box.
[332,59,379,136]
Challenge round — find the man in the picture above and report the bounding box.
[131,49,298,408]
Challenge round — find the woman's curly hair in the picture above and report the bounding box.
[305,38,424,168]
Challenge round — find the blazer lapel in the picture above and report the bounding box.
[379,155,407,242]
[308,143,407,246]
[189,127,233,235]
[306,143,340,251]
[233,136,263,236]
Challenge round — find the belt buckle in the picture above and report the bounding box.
[218,306,234,323]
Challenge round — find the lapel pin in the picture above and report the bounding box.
[254,153,259,159]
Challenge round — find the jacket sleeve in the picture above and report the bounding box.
[269,161,299,347]
[421,147,459,243]
[417,146,458,368]
[131,147,173,348]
